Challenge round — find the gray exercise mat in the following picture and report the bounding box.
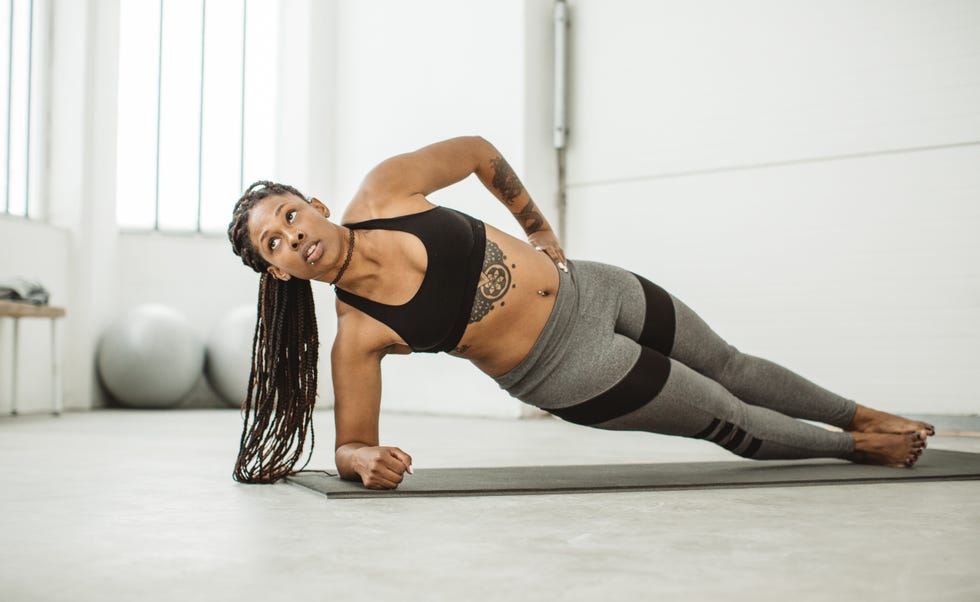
[287,449,980,499]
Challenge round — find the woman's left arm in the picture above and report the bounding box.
[360,136,567,270]
[472,141,568,272]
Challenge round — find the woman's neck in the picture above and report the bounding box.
[318,228,380,290]
[323,228,427,307]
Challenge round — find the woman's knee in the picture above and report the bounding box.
[669,296,745,379]
[589,358,749,442]
[714,344,749,383]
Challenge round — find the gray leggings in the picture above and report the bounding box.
[494,261,857,460]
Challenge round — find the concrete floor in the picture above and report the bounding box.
[1,409,979,602]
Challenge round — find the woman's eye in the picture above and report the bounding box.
[269,238,280,251]
[286,210,297,222]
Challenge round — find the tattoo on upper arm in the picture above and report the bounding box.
[514,199,544,234]
[469,240,516,323]
[490,156,524,206]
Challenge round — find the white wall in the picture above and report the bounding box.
[565,0,980,414]
[331,0,558,417]
[274,0,337,199]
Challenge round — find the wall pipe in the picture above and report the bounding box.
[553,0,569,242]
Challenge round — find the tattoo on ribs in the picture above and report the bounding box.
[490,156,524,206]
[514,199,544,234]
[469,240,512,323]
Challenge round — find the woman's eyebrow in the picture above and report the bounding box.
[259,203,288,245]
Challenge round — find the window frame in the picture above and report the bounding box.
[1,0,44,222]
[116,0,275,237]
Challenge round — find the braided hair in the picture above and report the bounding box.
[227,181,320,483]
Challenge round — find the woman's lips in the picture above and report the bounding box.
[306,241,323,263]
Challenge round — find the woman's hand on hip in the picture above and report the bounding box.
[528,229,568,273]
[353,445,414,489]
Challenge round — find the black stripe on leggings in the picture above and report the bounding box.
[548,347,671,426]
[711,422,735,444]
[723,428,747,451]
[631,274,676,356]
[695,418,721,439]
[742,438,763,458]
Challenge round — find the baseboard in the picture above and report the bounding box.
[906,414,980,437]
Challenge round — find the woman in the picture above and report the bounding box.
[227,136,933,487]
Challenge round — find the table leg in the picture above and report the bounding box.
[51,317,62,415]
[11,317,19,416]
[0,319,4,415]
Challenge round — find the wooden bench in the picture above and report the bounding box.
[0,300,66,415]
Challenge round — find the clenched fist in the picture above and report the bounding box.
[352,445,414,489]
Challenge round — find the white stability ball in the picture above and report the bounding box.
[205,305,256,408]
[97,304,205,408]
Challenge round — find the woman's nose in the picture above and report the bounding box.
[289,230,305,248]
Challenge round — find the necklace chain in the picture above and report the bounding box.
[330,228,356,286]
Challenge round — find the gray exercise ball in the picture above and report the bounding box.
[97,304,205,408]
[205,305,256,408]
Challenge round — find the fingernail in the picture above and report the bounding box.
[407,466,414,475]
[559,262,568,272]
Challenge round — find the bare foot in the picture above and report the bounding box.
[846,432,926,468]
[848,404,935,440]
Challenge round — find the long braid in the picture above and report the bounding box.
[228,181,320,484]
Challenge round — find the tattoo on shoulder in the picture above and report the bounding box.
[490,156,524,206]
[469,240,515,323]
[514,199,544,234]
[450,344,471,356]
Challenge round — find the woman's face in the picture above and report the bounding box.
[247,193,333,281]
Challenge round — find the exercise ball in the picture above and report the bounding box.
[205,305,256,408]
[97,304,205,408]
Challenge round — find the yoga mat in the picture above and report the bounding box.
[287,449,980,499]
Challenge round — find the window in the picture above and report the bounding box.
[115,0,278,233]
[0,0,42,219]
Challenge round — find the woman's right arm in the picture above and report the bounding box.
[332,308,413,489]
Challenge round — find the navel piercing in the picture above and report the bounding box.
[537,290,549,297]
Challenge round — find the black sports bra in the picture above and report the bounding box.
[334,206,487,353]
